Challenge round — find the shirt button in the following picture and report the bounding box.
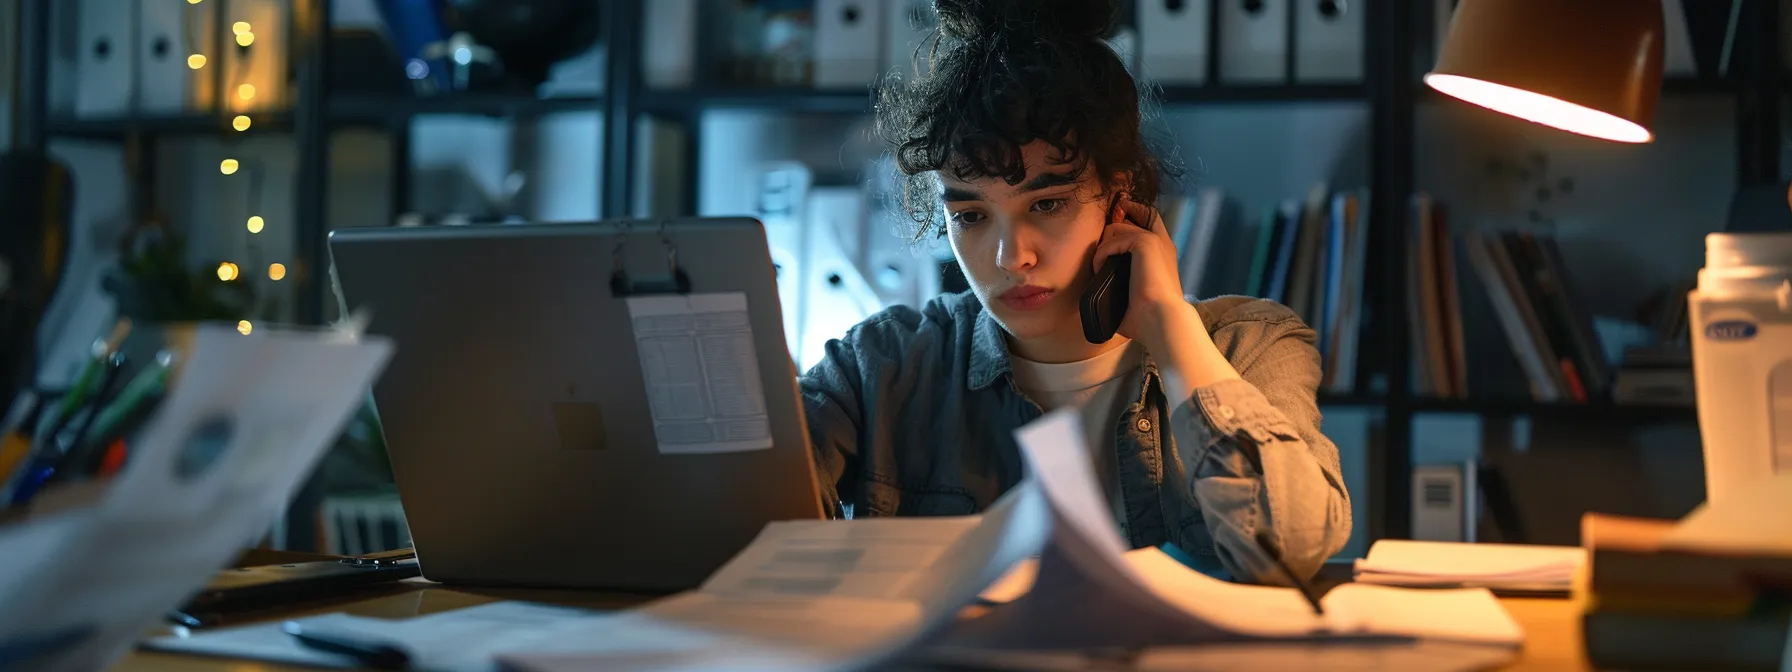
[1218,405,1236,420]
[1136,417,1152,433]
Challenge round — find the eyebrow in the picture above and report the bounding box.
[941,171,1083,203]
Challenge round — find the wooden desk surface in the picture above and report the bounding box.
[113,580,1593,671]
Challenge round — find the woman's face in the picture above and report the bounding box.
[940,141,1113,345]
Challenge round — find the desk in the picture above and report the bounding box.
[111,580,1593,671]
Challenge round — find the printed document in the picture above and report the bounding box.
[626,292,774,454]
[0,323,393,672]
[499,482,1052,672]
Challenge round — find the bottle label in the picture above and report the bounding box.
[1706,320,1760,341]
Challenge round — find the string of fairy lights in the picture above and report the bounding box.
[185,0,282,335]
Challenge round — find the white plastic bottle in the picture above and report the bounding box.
[1689,232,1792,505]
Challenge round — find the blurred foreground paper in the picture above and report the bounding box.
[0,323,393,672]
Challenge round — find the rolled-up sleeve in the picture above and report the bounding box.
[1163,315,1353,585]
[800,330,868,520]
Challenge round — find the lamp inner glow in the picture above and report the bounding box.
[1424,74,1652,144]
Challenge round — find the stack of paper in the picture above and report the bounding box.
[1352,540,1585,594]
[0,322,393,671]
[924,411,1528,657]
[145,406,1527,672]
[507,410,1526,671]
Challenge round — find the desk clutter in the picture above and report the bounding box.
[3,322,1790,670]
[146,410,1532,672]
[0,319,393,671]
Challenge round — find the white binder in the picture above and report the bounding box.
[815,0,884,88]
[1660,0,1698,76]
[883,0,937,82]
[220,0,287,111]
[1218,0,1288,83]
[755,163,814,365]
[75,0,135,118]
[1104,25,1139,76]
[138,0,216,115]
[1294,0,1362,82]
[1138,0,1210,85]
[642,0,696,88]
[799,188,884,374]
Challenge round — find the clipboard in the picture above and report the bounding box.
[609,219,692,298]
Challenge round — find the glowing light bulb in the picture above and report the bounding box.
[219,159,239,175]
[187,54,206,69]
[237,84,256,100]
[246,216,264,233]
[217,262,239,281]
[238,320,253,335]
[188,0,202,4]
[232,21,251,34]
[232,115,251,131]
[268,263,287,281]
[236,32,254,47]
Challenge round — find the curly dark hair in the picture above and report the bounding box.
[874,0,1183,243]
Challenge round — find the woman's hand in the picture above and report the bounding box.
[1089,196,1198,344]
[1090,195,1241,398]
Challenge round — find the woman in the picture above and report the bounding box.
[799,0,1351,584]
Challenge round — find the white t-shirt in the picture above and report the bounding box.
[1009,340,1146,534]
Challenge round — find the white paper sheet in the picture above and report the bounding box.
[1661,469,1792,556]
[964,409,1526,650]
[145,601,602,672]
[1352,539,1584,592]
[500,480,1052,672]
[0,323,394,672]
[625,292,774,454]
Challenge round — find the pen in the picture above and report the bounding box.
[56,352,126,454]
[39,322,131,443]
[1256,529,1325,616]
[282,621,411,670]
[60,352,172,479]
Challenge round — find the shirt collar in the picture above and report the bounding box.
[967,303,1164,394]
[968,305,1011,390]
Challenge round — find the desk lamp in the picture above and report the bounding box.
[1426,0,1665,143]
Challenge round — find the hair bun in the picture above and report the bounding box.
[932,0,1119,44]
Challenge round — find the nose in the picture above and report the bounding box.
[994,216,1036,276]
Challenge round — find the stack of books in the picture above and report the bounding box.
[1578,483,1792,670]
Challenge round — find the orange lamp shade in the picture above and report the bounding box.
[1426,0,1665,143]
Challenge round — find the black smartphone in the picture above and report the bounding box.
[1080,192,1136,344]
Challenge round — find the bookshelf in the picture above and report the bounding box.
[13,0,1780,546]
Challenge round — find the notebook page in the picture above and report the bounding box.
[1322,583,1525,646]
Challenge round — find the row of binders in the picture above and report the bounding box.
[1161,183,1372,395]
[70,0,289,118]
[643,0,1369,90]
[1406,195,1611,402]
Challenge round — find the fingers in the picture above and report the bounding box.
[1092,223,1150,271]
[1118,199,1170,239]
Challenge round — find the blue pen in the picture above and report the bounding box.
[7,464,55,507]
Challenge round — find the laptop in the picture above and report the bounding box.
[326,218,828,592]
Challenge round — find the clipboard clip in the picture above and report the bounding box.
[610,219,691,297]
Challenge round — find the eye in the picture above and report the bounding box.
[1031,199,1067,214]
[949,210,987,226]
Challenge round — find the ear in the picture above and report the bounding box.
[1108,172,1137,200]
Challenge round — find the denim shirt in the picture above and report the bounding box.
[798,290,1353,584]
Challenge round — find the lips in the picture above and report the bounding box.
[999,284,1055,311]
